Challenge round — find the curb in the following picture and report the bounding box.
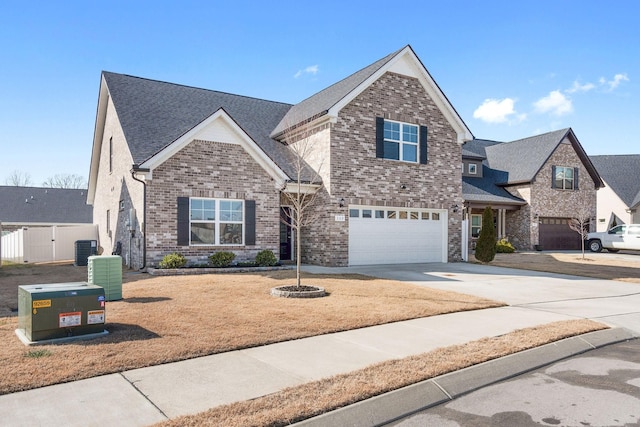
[293,328,639,427]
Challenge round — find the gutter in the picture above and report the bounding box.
[130,165,149,269]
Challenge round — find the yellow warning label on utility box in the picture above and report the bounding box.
[32,300,51,309]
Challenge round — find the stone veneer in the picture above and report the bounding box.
[144,139,280,266]
[505,139,597,249]
[299,72,464,266]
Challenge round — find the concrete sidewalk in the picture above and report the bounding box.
[1,262,639,426]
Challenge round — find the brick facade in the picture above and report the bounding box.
[300,72,464,266]
[145,139,280,266]
[505,139,597,249]
[92,98,145,268]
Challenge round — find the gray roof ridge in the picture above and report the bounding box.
[271,46,407,137]
[291,46,404,107]
[591,153,640,159]
[102,71,293,108]
[501,127,570,146]
[0,185,88,192]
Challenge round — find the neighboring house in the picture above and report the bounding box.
[0,186,93,234]
[87,45,474,268]
[462,128,604,250]
[590,155,640,231]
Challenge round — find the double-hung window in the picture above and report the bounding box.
[553,166,575,190]
[190,198,243,245]
[383,120,419,163]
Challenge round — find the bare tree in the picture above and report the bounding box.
[280,122,325,288]
[4,170,32,186]
[42,174,87,189]
[568,198,594,259]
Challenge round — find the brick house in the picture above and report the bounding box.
[462,128,604,250]
[87,46,473,268]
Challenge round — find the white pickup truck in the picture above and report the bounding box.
[587,224,640,252]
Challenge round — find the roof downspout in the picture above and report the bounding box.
[131,165,149,269]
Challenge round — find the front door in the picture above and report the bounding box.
[279,207,292,261]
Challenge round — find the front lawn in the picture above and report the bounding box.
[0,265,503,394]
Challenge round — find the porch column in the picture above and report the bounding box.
[497,209,506,239]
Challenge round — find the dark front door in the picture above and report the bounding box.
[539,217,582,250]
[280,207,292,260]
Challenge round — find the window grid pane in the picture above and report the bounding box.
[190,198,243,246]
[383,120,419,163]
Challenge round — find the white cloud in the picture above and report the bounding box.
[294,65,319,79]
[533,90,573,116]
[566,80,596,93]
[604,73,629,90]
[473,98,523,124]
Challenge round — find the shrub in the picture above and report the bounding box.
[255,249,278,267]
[208,251,236,268]
[475,206,497,263]
[496,238,515,253]
[158,252,187,269]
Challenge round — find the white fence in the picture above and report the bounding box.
[1,225,98,263]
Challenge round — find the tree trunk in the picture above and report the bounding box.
[296,225,301,288]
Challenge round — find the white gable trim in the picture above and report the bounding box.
[328,46,473,144]
[139,108,289,187]
[87,75,110,204]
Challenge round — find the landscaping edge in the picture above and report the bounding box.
[147,265,294,276]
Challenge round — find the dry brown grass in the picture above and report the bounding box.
[158,319,606,427]
[485,252,640,284]
[0,263,502,395]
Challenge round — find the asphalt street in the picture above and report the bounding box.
[389,339,640,427]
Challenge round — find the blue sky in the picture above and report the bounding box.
[0,1,637,186]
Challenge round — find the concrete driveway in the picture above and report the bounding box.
[304,261,640,334]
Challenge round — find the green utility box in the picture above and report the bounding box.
[18,283,106,342]
[88,255,123,301]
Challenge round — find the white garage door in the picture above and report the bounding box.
[348,206,447,266]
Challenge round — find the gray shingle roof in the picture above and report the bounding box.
[462,166,526,205]
[271,47,405,137]
[0,186,92,224]
[461,139,500,159]
[484,128,571,184]
[590,155,640,208]
[462,128,604,204]
[102,72,300,178]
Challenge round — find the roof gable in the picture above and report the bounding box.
[476,128,602,188]
[139,108,289,186]
[0,186,92,225]
[271,45,473,144]
[100,72,295,176]
[484,128,570,184]
[590,154,640,208]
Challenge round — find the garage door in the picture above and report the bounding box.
[348,206,447,265]
[539,217,582,250]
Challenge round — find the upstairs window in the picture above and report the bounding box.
[552,166,578,190]
[383,120,418,162]
[376,117,428,164]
